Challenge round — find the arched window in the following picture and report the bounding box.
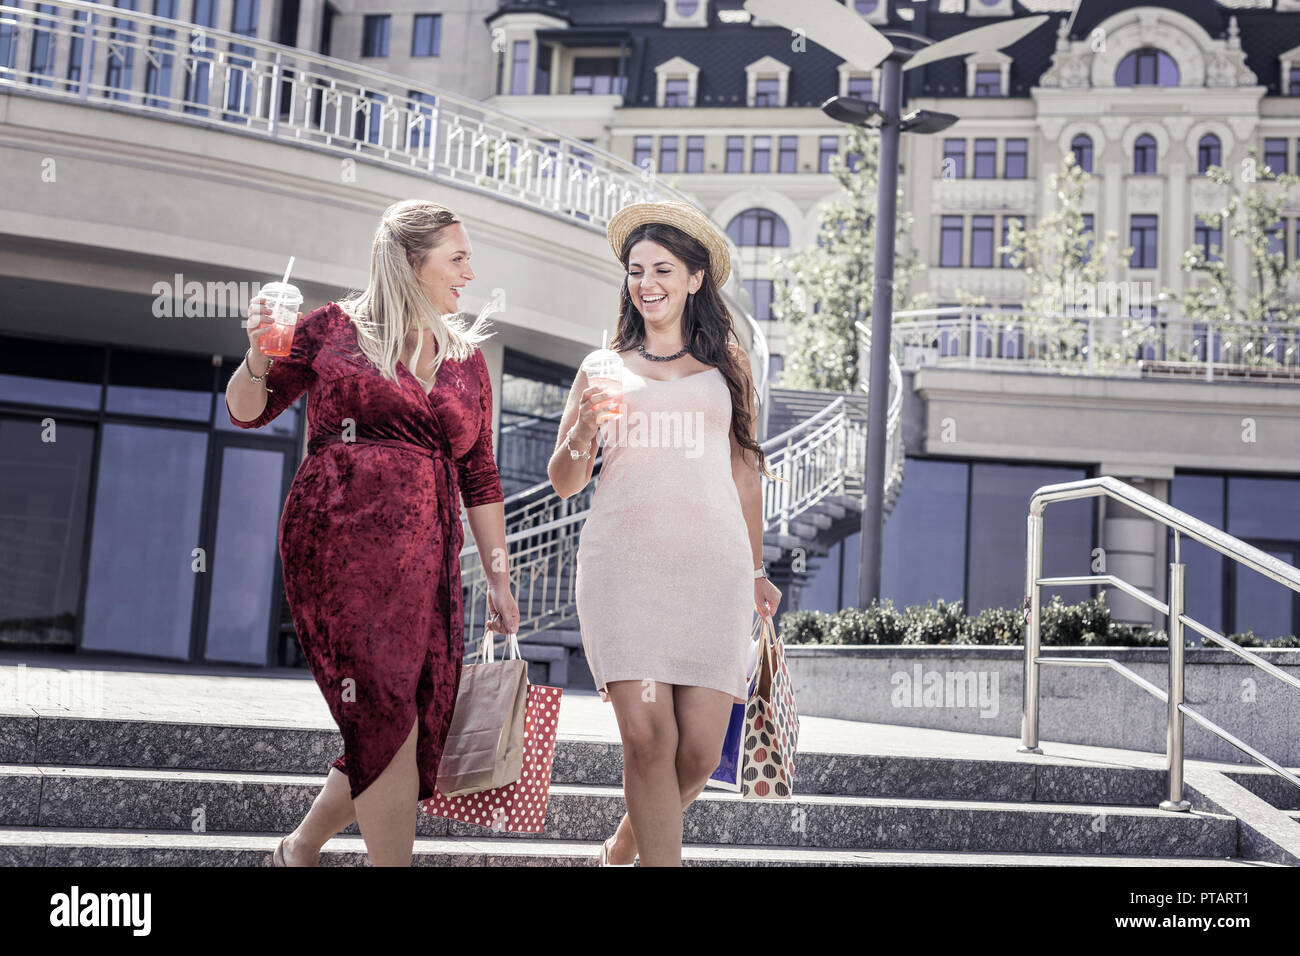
[1115,48,1179,86]
[1133,133,1157,174]
[1197,134,1221,174]
[1071,134,1093,173]
[854,0,879,14]
[726,208,790,247]
[675,0,699,15]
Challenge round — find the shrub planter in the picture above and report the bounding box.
[784,645,1300,766]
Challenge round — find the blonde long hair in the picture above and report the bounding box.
[337,199,496,391]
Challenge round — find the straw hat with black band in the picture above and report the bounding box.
[606,201,732,288]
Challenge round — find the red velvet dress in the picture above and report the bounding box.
[226,303,504,801]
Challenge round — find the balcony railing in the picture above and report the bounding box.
[892,307,1300,382]
[0,0,692,232]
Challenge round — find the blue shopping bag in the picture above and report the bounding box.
[706,615,764,792]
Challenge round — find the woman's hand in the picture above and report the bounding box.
[755,577,782,619]
[486,580,520,635]
[574,381,618,438]
[245,296,300,374]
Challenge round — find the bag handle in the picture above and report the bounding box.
[477,629,522,664]
[752,614,778,699]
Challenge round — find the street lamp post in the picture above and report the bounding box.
[744,0,1046,606]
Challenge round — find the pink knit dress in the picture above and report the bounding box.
[574,355,755,705]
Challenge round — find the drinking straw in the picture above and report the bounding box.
[281,256,295,286]
[601,329,608,350]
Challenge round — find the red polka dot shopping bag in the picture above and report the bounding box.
[740,612,799,799]
[421,640,563,833]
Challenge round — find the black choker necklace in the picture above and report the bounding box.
[637,343,690,362]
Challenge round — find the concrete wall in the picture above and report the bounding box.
[786,644,1300,765]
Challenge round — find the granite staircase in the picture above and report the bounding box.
[0,712,1276,867]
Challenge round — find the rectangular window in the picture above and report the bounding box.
[362,14,390,57]
[940,216,964,267]
[664,77,690,106]
[752,135,771,173]
[1004,138,1027,179]
[1264,137,1288,174]
[973,69,1001,96]
[1291,67,1300,96]
[405,90,436,150]
[973,138,996,179]
[685,135,704,172]
[743,279,774,320]
[726,136,745,173]
[778,135,797,173]
[1194,216,1222,263]
[1081,213,1095,263]
[659,135,678,173]
[571,57,625,96]
[412,14,441,57]
[103,0,140,102]
[29,3,61,88]
[142,0,177,105]
[847,75,872,100]
[1267,219,1286,263]
[819,135,838,173]
[970,215,995,268]
[1000,215,1023,268]
[1130,214,1158,269]
[534,43,551,94]
[754,76,780,106]
[942,138,965,178]
[509,40,529,95]
[633,135,653,169]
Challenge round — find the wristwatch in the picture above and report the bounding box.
[754,565,768,580]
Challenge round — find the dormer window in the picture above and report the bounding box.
[966,51,1010,97]
[654,56,699,107]
[746,55,790,108]
[665,0,708,28]
[974,69,1001,96]
[837,63,881,102]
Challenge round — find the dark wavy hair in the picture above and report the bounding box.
[611,222,781,482]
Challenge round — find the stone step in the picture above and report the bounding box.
[0,716,1175,804]
[0,828,1269,868]
[0,766,1239,857]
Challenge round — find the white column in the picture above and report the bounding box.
[1164,163,1186,299]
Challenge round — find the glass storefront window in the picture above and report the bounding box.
[0,417,96,645]
[81,423,210,659]
[106,348,214,421]
[0,334,104,410]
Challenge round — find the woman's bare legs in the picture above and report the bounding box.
[605,680,684,866]
[604,683,735,866]
[280,767,356,866]
[280,718,420,867]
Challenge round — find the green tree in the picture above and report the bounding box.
[769,126,925,392]
[1174,147,1300,334]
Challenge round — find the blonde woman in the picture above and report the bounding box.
[226,199,519,866]
[549,201,783,867]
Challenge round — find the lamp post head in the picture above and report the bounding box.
[898,108,960,134]
[820,95,883,127]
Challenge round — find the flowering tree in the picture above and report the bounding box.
[1175,147,1300,331]
[769,126,925,392]
[998,153,1133,369]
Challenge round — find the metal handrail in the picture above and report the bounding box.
[0,0,694,232]
[1020,475,1300,810]
[891,305,1300,381]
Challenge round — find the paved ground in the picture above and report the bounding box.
[0,649,1263,774]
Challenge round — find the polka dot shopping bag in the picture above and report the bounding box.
[421,680,563,834]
